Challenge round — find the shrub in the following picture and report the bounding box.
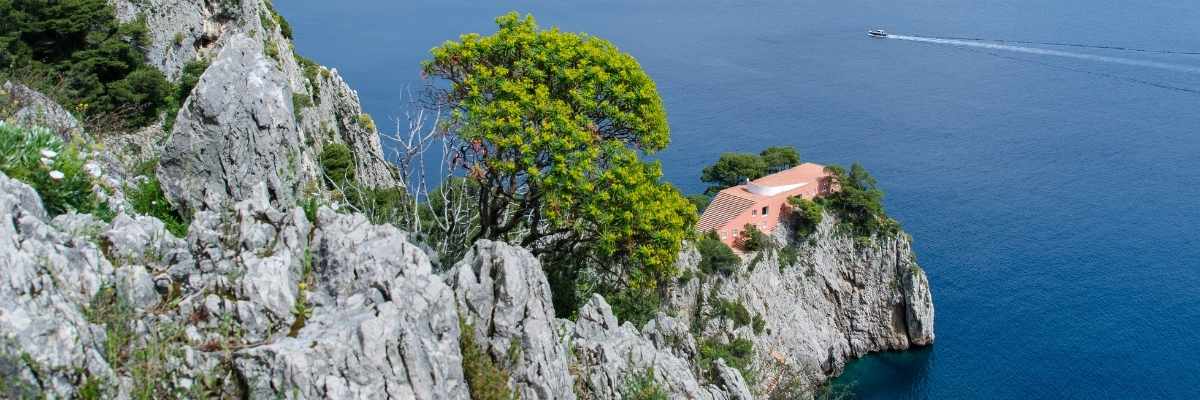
[686,193,711,213]
[623,367,668,400]
[778,245,799,270]
[607,285,661,328]
[697,231,738,276]
[459,318,514,400]
[737,224,770,252]
[318,143,355,186]
[127,175,190,238]
[356,113,376,132]
[788,196,823,239]
[752,314,766,335]
[820,163,899,238]
[712,297,752,328]
[297,54,322,102]
[0,123,106,218]
[0,0,171,128]
[163,58,210,133]
[697,337,755,384]
[292,92,312,121]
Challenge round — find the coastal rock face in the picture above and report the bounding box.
[0,173,115,399]
[450,240,576,400]
[236,208,467,399]
[669,212,936,395]
[569,296,754,400]
[110,0,398,190]
[158,33,313,212]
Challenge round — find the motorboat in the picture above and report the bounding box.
[867,29,888,38]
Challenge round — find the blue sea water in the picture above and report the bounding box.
[275,1,1200,398]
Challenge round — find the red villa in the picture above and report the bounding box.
[696,163,835,248]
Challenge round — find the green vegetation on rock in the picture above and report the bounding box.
[0,0,171,129]
[623,367,669,400]
[698,231,738,276]
[423,12,696,321]
[700,146,800,194]
[127,174,191,238]
[819,163,897,239]
[0,123,109,218]
[459,318,515,400]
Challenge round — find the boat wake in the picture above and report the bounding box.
[888,35,1200,75]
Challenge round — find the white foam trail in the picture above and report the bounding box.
[889,35,1200,74]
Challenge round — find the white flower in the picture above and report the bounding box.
[40,149,58,159]
[41,157,54,166]
[84,162,103,178]
[49,170,65,180]
[330,201,340,211]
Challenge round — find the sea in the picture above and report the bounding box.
[275,1,1200,398]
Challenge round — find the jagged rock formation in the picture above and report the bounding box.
[668,214,936,395]
[0,81,82,140]
[158,33,312,212]
[451,240,577,400]
[108,0,397,190]
[569,296,755,400]
[0,2,935,398]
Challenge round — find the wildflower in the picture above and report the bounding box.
[49,170,65,180]
[40,149,58,158]
[41,157,53,166]
[298,282,308,291]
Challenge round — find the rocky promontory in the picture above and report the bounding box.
[0,1,933,398]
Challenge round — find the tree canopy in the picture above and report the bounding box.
[0,0,171,128]
[821,163,897,237]
[699,145,800,194]
[422,12,695,319]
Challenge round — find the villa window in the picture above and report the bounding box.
[762,206,769,215]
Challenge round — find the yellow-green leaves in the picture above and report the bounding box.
[424,12,692,318]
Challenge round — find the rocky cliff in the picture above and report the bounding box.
[0,1,934,398]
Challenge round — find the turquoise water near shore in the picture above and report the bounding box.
[277,1,1200,398]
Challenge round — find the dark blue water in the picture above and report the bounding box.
[276,1,1200,398]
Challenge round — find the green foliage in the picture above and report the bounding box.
[622,367,668,400]
[163,58,209,133]
[127,176,190,238]
[356,113,376,132]
[759,146,800,172]
[711,297,752,328]
[700,145,801,194]
[424,13,694,318]
[778,245,799,270]
[697,337,755,384]
[292,92,312,121]
[297,54,322,102]
[606,285,661,328]
[820,163,897,238]
[737,224,770,252]
[345,186,408,225]
[459,318,514,400]
[686,193,711,213]
[318,143,355,186]
[0,0,171,128]
[85,285,134,368]
[788,196,823,239]
[0,123,106,218]
[700,152,767,195]
[697,231,738,276]
[752,314,766,335]
[263,37,280,61]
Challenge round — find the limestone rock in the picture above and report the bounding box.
[571,295,753,400]
[235,207,468,399]
[0,81,82,140]
[450,240,575,400]
[0,173,116,398]
[667,211,936,395]
[158,33,313,212]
